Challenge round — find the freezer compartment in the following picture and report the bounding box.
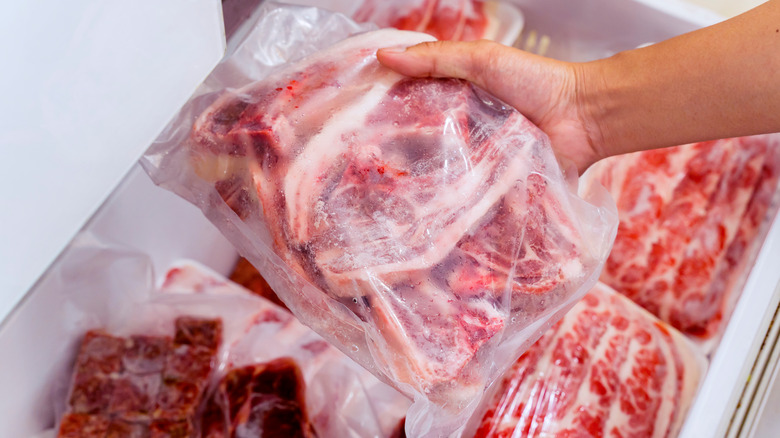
[2,1,777,437]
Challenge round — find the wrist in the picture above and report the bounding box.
[571,57,615,165]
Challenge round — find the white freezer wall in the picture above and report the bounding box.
[0,0,226,322]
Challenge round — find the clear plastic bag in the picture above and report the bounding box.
[582,135,780,349]
[465,282,706,438]
[142,4,616,435]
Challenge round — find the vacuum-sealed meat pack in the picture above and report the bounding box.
[468,282,705,438]
[161,263,410,438]
[584,136,780,345]
[142,5,616,435]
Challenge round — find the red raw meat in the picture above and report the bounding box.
[149,419,194,438]
[106,420,151,438]
[123,335,172,375]
[69,372,114,415]
[201,358,317,438]
[58,319,223,437]
[163,344,215,388]
[470,282,704,438]
[188,29,609,409]
[108,374,161,421]
[174,316,223,352]
[153,380,202,421]
[57,413,110,438]
[587,136,780,339]
[353,0,490,42]
[75,331,125,376]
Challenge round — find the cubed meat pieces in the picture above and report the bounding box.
[57,413,109,438]
[174,317,222,352]
[69,372,114,414]
[106,420,151,438]
[108,374,161,421]
[76,331,124,376]
[123,336,172,375]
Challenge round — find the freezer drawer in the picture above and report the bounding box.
[3,1,779,437]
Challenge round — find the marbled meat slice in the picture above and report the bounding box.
[201,358,317,438]
[190,29,605,405]
[471,282,704,438]
[587,136,779,339]
[696,145,780,337]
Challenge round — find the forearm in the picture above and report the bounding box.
[580,0,780,159]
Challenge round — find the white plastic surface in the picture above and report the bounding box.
[751,321,780,437]
[0,0,226,322]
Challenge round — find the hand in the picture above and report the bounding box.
[377,40,605,174]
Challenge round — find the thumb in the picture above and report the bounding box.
[377,40,500,89]
[378,39,574,130]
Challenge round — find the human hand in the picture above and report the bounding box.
[377,40,605,174]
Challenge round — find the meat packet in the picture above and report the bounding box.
[46,237,409,438]
[466,282,706,438]
[161,263,411,438]
[582,135,780,349]
[142,4,617,435]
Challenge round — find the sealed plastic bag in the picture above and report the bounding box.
[142,4,616,435]
[466,282,706,438]
[582,135,780,347]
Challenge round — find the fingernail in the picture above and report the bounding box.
[379,46,407,54]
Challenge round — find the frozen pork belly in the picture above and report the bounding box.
[185,29,615,429]
[187,27,614,421]
[469,282,705,438]
[585,136,780,340]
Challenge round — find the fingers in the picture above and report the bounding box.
[377,40,501,89]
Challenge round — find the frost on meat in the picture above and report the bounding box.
[189,29,610,407]
[587,137,780,339]
[471,283,704,438]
